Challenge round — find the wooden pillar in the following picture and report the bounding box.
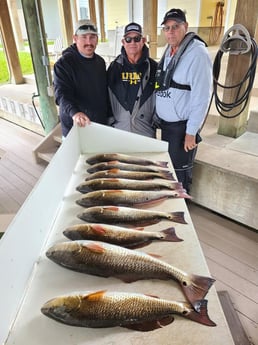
[98,0,105,42]
[57,0,73,47]
[143,0,157,59]
[218,0,258,137]
[7,0,24,51]
[0,0,23,84]
[21,0,58,134]
[88,0,97,25]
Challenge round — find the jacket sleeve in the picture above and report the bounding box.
[53,57,82,118]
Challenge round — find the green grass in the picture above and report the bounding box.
[0,51,34,84]
[0,40,54,84]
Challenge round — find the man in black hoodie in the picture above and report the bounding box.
[107,23,157,137]
[54,20,109,138]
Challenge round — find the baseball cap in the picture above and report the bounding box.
[161,9,186,25]
[124,22,142,36]
[75,19,98,35]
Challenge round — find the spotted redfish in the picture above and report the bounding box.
[86,153,168,167]
[63,223,182,248]
[45,241,215,309]
[85,169,175,181]
[76,178,183,193]
[87,161,170,174]
[77,206,187,227]
[76,189,191,208]
[41,290,216,330]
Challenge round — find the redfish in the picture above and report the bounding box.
[86,153,168,167]
[41,290,216,330]
[63,223,182,248]
[77,206,187,227]
[85,169,175,181]
[76,178,183,193]
[45,241,215,309]
[87,161,170,174]
[76,189,191,208]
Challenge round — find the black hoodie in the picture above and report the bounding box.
[54,44,108,137]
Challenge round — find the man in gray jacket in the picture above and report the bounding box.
[107,23,157,137]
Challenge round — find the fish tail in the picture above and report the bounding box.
[177,190,193,199]
[185,300,216,327]
[181,274,216,309]
[160,227,183,242]
[157,161,169,168]
[170,212,187,224]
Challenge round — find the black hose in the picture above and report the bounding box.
[32,93,45,129]
[212,37,258,119]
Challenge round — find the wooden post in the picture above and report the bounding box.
[57,0,73,48]
[98,0,106,42]
[88,0,97,25]
[7,0,25,51]
[21,0,58,134]
[218,0,258,137]
[143,0,157,59]
[0,0,23,84]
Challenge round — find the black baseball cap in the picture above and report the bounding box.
[124,22,142,36]
[161,9,186,25]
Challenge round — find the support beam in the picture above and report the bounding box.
[21,0,58,134]
[57,0,73,48]
[89,0,97,25]
[7,0,24,51]
[98,0,106,42]
[218,0,258,137]
[0,0,23,84]
[143,0,157,59]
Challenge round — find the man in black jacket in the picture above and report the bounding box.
[54,20,109,138]
[107,23,157,137]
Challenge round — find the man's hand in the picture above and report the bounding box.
[184,133,197,152]
[72,112,91,127]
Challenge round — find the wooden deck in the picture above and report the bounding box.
[0,117,257,344]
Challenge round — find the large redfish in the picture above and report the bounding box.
[41,290,216,330]
[63,223,182,248]
[86,153,168,167]
[45,241,215,308]
[77,206,187,227]
[76,189,191,208]
[76,178,183,193]
[85,169,175,181]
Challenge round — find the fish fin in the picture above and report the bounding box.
[147,253,162,259]
[82,242,106,253]
[185,300,216,327]
[83,290,107,301]
[170,211,188,224]
[90,224,107,235]
[122,316,174,332]
[160,227,183,242]
[115,274,142,283]
[125,240,153,249]
[104,206,120,211]
[181,274,216,309]
[107,168,120,173]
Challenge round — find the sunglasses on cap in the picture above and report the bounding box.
[124,36,142,43]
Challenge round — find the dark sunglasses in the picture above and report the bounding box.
[124,36,142,43]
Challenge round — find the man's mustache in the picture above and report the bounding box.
[83,44,95,49]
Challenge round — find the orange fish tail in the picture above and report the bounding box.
[181,274,216,308]
[186,300,216,327]
[160,227,183,242]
